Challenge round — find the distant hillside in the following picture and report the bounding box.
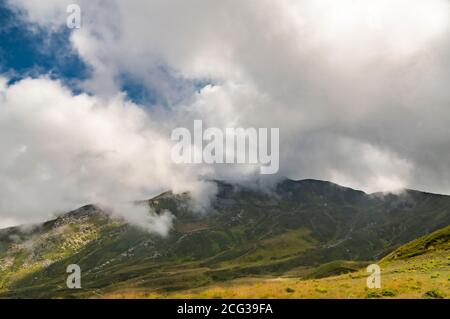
[0,179,449,298]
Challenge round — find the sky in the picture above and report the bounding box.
[0,0,450,230]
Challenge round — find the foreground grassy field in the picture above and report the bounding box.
[104,226,450,299]
[105,250,449,299]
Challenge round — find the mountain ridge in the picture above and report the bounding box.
[1,178,446,232]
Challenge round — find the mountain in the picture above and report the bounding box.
[0,179,449,298]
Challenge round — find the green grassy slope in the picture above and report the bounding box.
[126,225,450,299]
[382,225,450,261]
[0,179,449,298]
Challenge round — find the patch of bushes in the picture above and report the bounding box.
[285,287,295,293]
[367,288,397,298]
[366,291,382,298]
[315,287,327,293]
[423,290,445,299]
[381,288,397,297]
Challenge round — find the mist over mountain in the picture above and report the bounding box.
[2,0,450,230]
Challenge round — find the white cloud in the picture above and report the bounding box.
[0,76,217,229]
[2,0,450,229]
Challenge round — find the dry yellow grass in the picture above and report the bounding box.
[104,251,449,299]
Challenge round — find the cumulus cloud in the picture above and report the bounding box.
[0,76,214,229]
[2,0,450,228]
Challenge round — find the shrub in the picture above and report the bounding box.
[366,291,382,298]
[315,287,327,293]
[423,290,445,299]
[381,288,397,297]
[285,287,295,293]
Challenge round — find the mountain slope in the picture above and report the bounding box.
[382,225,450,261]
[0,179,449,298]
[150,225,450,299]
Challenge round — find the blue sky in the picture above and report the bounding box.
[0,2,90,92]
[0,1,193,106]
